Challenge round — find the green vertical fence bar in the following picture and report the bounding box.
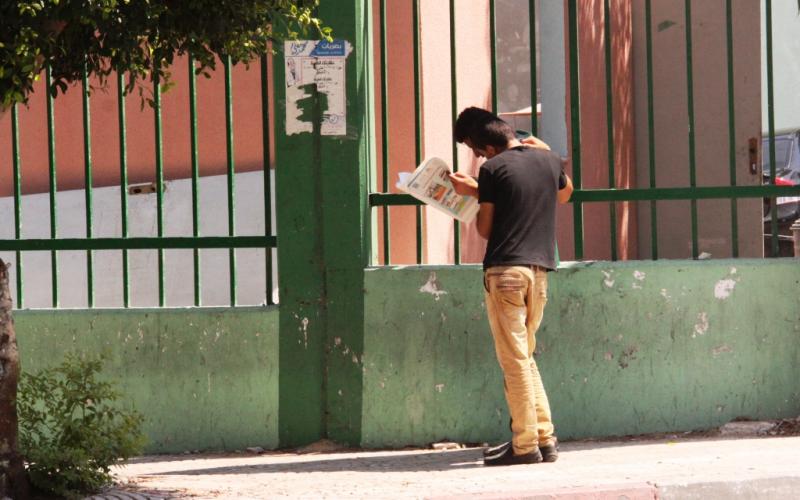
[189,56,202,306]
[82,66,94,307]
[11,105,23,307]
[412,0,423,264]
[260,54,274,305]
[449,0,461,264]
[414,190,422,271]
[765,0,778,256]
[224,56,237,304]
[725,0,739,257]
[603,0,618,260]
[684,0,699,259]
[645,0,658,259]
[567,0,584,259]
[380,0,391,265]
[46,67,59,307]
[489,0,498,113]
[154,73,165,306]
[117,72,130,307]
[529,0,538,136]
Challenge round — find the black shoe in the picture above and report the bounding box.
[483,445,542,466]
[482,417,514,457]
[483,441,510,457]
[539,437,558,463]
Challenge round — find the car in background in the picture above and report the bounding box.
[762,129,800,255]
[763,129,800,220]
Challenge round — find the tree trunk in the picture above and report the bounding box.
[0,259,28,499]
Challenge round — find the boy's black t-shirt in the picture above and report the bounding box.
[478,146,564,271]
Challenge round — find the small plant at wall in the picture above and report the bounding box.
[16,354,146,499]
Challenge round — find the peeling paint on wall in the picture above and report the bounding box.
[602,270,615,288]
[714,279,737,300]
[420,272,449,300]
[300,317,309,349]
[632,270,646,289]
[712,344,733,356]
[693,312,709,337]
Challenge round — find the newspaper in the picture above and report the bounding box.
[396,157,480,223]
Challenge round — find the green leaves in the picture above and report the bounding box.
[16,354,146,499]
[0,0,330,107]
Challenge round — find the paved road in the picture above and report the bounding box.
[110,435,800,499]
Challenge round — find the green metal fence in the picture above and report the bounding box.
[1,57,277,309]
[369,0,800,265]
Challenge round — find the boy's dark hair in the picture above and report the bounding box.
[454,106,515,149]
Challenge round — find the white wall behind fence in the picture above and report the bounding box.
[761,0,800,133]
[0,170,278,309]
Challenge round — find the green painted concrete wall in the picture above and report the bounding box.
[362,260,800,447]
[15,307,279,454]
[10,260,799,453]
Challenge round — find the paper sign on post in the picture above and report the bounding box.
[285,40,352,136]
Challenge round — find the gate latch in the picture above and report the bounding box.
[748,137,759,175]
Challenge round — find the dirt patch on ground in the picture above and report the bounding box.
[771,416,800,436]
[573,416,800,444]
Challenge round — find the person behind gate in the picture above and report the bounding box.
[449,107,573,466]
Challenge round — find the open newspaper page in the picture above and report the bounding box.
[396,157,480,223]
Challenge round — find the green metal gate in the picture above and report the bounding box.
[1,57,276,309]
[368,0,800,265]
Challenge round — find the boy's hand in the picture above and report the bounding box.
[449,171,479,198]
[520,135,551,150]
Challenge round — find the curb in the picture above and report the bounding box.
[658,477,800,500]
[430,482,659,500]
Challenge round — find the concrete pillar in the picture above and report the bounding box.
[274,0,374,447]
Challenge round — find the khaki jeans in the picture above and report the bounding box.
[484,265,554,455]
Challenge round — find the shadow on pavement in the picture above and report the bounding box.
[146,448,484,476]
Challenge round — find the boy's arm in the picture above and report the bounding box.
[558,173,573,204]
[476,203,494,239]
[449,171,493,240]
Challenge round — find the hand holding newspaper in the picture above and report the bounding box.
[396,157,480,223]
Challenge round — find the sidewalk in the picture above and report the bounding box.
[108,435,800,499]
